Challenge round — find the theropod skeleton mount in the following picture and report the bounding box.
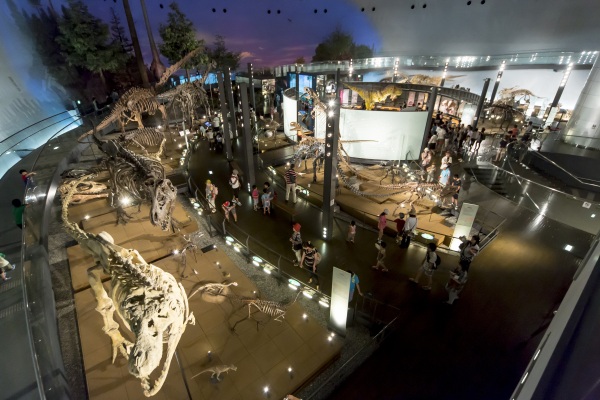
[61,175,195,397]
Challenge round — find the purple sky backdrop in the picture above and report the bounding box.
[55,0,382,69]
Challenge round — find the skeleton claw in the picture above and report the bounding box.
[111,337,133,363]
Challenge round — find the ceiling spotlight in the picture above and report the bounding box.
[314,9,317,13]
[212,8,216,12]
[159,3,164,9]
[361,7,365,12]
[372,7,376,11]
[411,4,415,8]
[277,9,281,14]
[423,3,427,8]
[267,9,271,14]
[481,0,485,3]
[222,8,227,13]
[324,8,328,13]
[467,0,471,4]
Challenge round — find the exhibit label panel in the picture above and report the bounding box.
[283,94,298,141]
[451,203,479,250]
[329,267,351,336]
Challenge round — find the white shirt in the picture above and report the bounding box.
[441,155,452,165]
[437,128,447,139]
[212,116,221,128]
[428,134,438,144]
[404,217,418,232]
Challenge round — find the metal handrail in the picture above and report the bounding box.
[0,114,79,157]
[0,110,72,143]
[527,149,600,188]
[498,141,600,204]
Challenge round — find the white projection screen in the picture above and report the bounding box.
[339,109,428,161]
[283,94,298,141]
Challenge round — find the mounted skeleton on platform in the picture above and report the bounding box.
[93,134,176,231]
[61,175,194,397]
[79,48,204,142]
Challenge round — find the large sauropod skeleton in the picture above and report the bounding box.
[61,176,194,397]
[78,48,203,141]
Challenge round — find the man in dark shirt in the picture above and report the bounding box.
[495,135,509,162]
[451,175,462,209]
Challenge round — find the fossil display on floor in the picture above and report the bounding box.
[61,175,194,397]
[192,364,237,382]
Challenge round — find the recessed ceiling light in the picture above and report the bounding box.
[467,0,472,4]
[372,7,376,11]
[411,4,415,9]
[361,7,365,12]
[422,3,427,8]
[592,214,596,218]
[564,244,573,252]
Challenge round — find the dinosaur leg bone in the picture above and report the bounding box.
[87,264,132,363]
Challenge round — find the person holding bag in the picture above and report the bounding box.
[400,212,418,248]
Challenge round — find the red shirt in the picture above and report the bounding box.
[394,219,405,233]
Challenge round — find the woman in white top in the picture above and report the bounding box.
[409,242,438,290]
[400,212,418,248]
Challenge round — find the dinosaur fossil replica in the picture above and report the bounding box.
[61,175,194,397]
[118,128,166,160]
[174,235,197,279]
[58,176,108,205]
[192,364,237,381]
[302,87,328,117]
[93,134,177,231]
[342,83,403,110]
[231,291,304,332]
[79,48,203,142]
[188,281,238,300]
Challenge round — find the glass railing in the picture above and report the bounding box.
[274,50,598,76]
[15,112,98,399]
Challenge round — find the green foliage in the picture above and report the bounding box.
[158,2,205,69]
[207,35,241,71]
[56,0,127,86]
[109,7,133,54]
[312,28,373,62]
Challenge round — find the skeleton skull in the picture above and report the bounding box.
[151,179,176,231]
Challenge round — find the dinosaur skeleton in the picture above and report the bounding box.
[188,281,238,300]
[61,175,194,397]
[58,178,108,205]
[302,87,327,117]
[94,135,176,231]
[192,364,237,381]
[119,128,166,160]
[175,235,197,278]
[343,83,403,110]
[231,291,303,331]
[79,48,203,142]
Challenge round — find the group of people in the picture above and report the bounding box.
[289,223,322,290]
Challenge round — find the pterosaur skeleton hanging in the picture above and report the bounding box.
[61,175,194,397]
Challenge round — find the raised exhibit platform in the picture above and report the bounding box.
[67,191,341,399]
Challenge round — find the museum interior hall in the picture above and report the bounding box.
[1,0,600,399]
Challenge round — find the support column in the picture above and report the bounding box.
[422,86,438,151]
[247,63,256,110]
[239,83,256,191]
[322,71,340,241]
[216,71,233,161]
[564,59,600,148]
[472,78,491,129]
[489,61,506,106]
[295,65,301,119]
[223,67,237,138]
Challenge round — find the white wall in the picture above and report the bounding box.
[282,94,297,141]
[340,109,428,161]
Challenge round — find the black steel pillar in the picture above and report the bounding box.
[216,71,233,161]
[239,83,256,191]
[295,65,301,119]
[489,71,503,106]
[472,78,491,129]
[322,74,340,241]
[223,67,237,138]
[422,86,438,152]
[247,63,256,110]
